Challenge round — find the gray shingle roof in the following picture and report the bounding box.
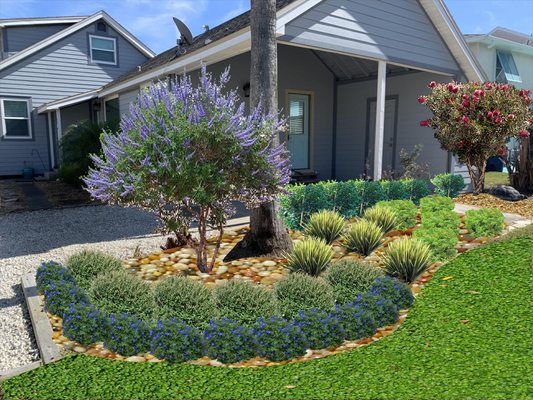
[103,0,297,90]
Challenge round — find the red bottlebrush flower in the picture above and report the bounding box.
[497,147,508,157]
[428,81,437,88]
[507,114,515,120]
[519,130,530,138]
[519,89,525,97]
[462,100,470,107]
[493,110,500,117]
[473,96,480,103]
[487,111,494,119]
[418,96,427,104]
[461,115,470,125]
[447,83,455,92]
[420,119,430,127]
[495,117,502,124]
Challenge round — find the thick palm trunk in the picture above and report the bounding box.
[224,0,292,261]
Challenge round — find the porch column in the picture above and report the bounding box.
[47,112,55,169]
[373,60,387,180]
[55,108,62,141]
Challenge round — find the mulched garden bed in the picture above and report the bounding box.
[457,193,533,217]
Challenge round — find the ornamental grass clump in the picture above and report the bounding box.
[343,220,384,256]
[150,319,206,363]
[274,274,335,320]
[376,199,418,231]
[382,238,432,283]
[154,276,216,328]
[465,208,505,238]
[362,206,397,234]
[325,260,384,305]
[65,250,123,290]
[303,210,345,244]
[285,237,333,277]
[84,65,291,273]
[89,270,155,320]
[213,280,278,326]
[420,195,455,214]
[252,316,307,362]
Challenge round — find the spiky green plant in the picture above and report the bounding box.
[343,220,384,256]
[362,206,397,234]
[285,237,334,277]
[382,237,432,283]
[303,210,345,244]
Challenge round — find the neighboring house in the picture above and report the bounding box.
[0,12,155,176]
[34,0,487,183]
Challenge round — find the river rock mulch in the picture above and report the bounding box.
[44,214,503,367]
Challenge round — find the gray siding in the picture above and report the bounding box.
[4,24,72,54]
[281,0,461,75]
[335,71,451,179]
[118,89,139,116]
[0,19,150,175]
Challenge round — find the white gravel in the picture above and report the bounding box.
[0,205,165,372]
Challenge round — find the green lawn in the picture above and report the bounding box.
[2,233,532,400]
[484,171,510,187]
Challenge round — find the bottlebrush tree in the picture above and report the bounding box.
[84,66,290,273]
[419,81,532,194]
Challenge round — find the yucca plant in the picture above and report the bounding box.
[303,210,345,244]
[362,206,397,234]
[343,220,384,256]
[285,237,334,276]
[382,238,432,283]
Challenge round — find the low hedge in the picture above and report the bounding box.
[279,179,430,229]
[35,262,412,364]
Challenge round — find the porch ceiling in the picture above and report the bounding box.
[313,50,411,82]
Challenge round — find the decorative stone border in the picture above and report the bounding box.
[21,273,61,365]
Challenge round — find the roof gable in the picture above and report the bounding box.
[0,11,155,71]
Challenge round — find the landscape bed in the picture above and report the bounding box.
[3,229,531,400]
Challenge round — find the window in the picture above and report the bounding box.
[0,98,32,139]
[104,97,120,126]
[289,95,308,135]
[89,35,116,65]
[496,50,521,83]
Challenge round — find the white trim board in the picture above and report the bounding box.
[0,16,85,27]
[0,10,155,71]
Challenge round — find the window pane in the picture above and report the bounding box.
[289,99,304,135]
[92,49,115,63]
[5,119,29,137]
[105,98,120,125]
[4,100,28,118]
[496,51,521,83]
[91,37,114,50]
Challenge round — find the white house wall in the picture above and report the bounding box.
[336,71,451,180]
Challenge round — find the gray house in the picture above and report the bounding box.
[0,12,155,176]
[35,0,487,184]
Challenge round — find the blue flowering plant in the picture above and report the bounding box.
[293,308,346,350]
[252,316,307,362]
[333,302,377,341]
[104,313,151,357]
[369,277,414,311]
[42,280,89,317]
[203,318,257,364]
[84,65,290,273]
[352,293,399,327]
[150,319,206,363]
[36,261,76,293]
[62,302,109,346]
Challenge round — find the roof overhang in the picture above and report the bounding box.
[0,11,155,71]
[37,88,101,113]
[0,16,86,27]
[99,0,486,97]
[466,35,533,56]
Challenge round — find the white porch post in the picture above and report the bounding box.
[47,112,55,169]
[55,108,62,141]
[373,60,387,180]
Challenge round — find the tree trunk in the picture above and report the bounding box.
[224,0,293,261]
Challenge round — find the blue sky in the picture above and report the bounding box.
[0,0,532,54]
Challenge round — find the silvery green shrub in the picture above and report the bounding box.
[84,65,290,273]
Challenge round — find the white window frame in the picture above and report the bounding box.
[0,98,32,139]
[89,34,117,65]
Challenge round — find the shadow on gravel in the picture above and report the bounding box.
[0,203,249,259]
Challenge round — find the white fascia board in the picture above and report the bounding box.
[420,0,486,82]
[37,89,101,113]
[0,16,86,27]
[98,29,252,98]
[276,0,321,35]
[0,11,154,71]
[467,35,533,56]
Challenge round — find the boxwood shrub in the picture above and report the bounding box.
[421,210,461,233]
[465,208,505,238]
[431,173,465,198]
[420,195,455,214]
[413,227,458,261]
[375,199,418,231]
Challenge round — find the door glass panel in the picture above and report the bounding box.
[287,93,310,169]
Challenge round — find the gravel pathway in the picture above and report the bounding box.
[0,205,164,372]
